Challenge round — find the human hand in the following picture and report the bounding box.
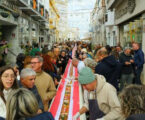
[125,61,131,65]
[130,59,134,63]
[37,109,42,114]
[73,112,80,120]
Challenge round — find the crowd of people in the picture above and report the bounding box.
[0,41,145,120]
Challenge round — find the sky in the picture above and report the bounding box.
[68,0,96,39]
[68,0,95,11]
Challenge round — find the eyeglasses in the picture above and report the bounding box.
[2,75,15,79]
[30,62,40,64]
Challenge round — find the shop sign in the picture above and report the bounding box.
[115,0,136,19]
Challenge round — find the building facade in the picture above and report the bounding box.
[90,0,106,46]
[49,0,60,43]
[0,0,49,63]
[55,0,68,42]
[107,0,145,83]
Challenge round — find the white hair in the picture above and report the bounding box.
[20,68,36,78]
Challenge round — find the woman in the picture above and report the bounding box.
[84,58,97,73]
[6,88,54,120]
[42,54,60,86]
[119,84,145,120]
[0,66,18,118]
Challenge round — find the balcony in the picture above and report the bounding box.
[106,0,123,10]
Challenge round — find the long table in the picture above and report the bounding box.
[49,59,86,120]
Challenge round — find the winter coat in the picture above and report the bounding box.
[95,55,121,90]
[18,81,44,111]
[126,114,145,120]
[35,71,56,111]
[134,49,144,69]
[119,52,134,74]
[83,74,123,120]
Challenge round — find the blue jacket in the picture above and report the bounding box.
[95,55,121,90]
[0,117,4,120]
[18,81,44,111]
[134,49,144,69]
[26,112,54,120]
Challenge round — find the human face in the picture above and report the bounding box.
[124,49,131,56]
[54,48,60,56]
[61,52,66,57]
[82,81,96,92]
[31,58,42,72]
[72,61,78,67]
[116,47,121,52]
[1,69,15,90]
[21,75,35,88]
[132,44,139,51]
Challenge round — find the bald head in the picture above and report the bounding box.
[72,58,79,67]
[96,47,108,62]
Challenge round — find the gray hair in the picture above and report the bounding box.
[124,47,131,51]
[84,58,97,70]
[6,88,38,120]
[20,68,36,78]
[32,56,43,62]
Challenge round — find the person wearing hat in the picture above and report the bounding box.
[73,67,123,120]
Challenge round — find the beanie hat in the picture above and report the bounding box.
[78,67,95,84]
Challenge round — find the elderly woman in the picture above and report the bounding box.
[0,66,18,118]
[119,84,145,120]
[84,58,97,73]
[6,88,54,120]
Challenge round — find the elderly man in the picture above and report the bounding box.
[72,58,85,73]
[73,67,123,120]
[132,42,144,84]
[95,47,121,90]
[19,68,44,113]
[31,56,56,111]
[119,47,134,90]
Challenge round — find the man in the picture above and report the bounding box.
[73,67,123,120]
[19,68,44,114]
[72,58,85,73]
[95,47,121,90]
[31,56,56,111]
[53,47,60,58]
[132,42,144,84]
[119,47,134,90]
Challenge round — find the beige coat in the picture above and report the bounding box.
[83,74,124,120]
[35,71,56,111]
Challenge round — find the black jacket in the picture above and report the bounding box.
[126,114,145,120]
[95,55,121,90]
[119,52,134,74]
[18,81,44,111]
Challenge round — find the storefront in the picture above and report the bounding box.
[114,0,145,47]
[123,18,143,47]
[113,0,145,83]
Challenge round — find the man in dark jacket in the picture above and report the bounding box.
[132,42,144,84]
[19,68,44,113]
[119,47,134,90]
[95,47,121,90]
